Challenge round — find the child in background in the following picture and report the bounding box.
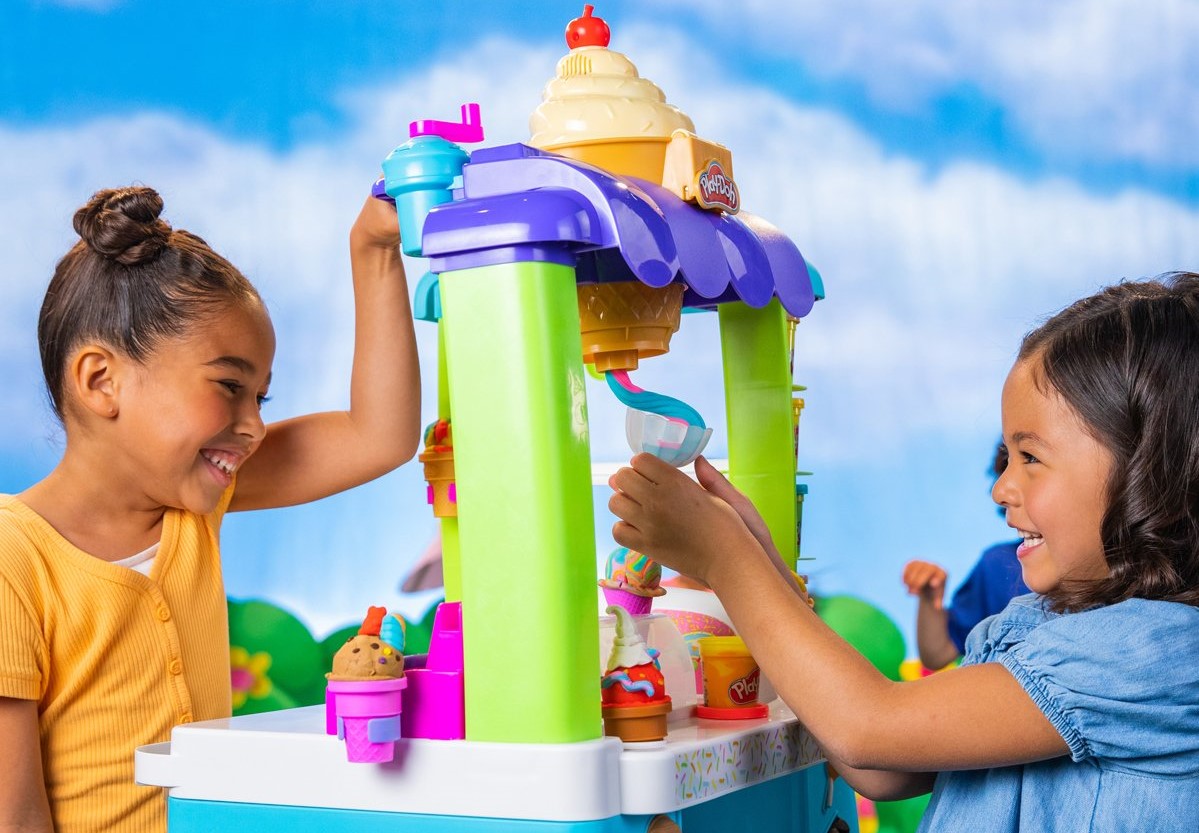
[609,273,1199,830]
[0,185,420,833]
[903,441,1028,670]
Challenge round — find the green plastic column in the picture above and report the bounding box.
[434,322,462,603]
[718,299,798,568]
[439,260,600,744]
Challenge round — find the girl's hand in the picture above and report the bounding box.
[350,192,401,251]
[692,456,811,602]
[902,559,948,609]
[608,453,763,587]
[693,456,779,561]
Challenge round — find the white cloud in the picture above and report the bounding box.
[4,25,1199,637]
[4,29,1199,468]
[615,25,1199,459]
[657,0,1199,168]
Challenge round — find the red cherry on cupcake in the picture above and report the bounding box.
[566,4,611,49]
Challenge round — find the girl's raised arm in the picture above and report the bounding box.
[230,194,420,511]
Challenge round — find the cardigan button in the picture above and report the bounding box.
[156,605,171,622]
[168,659,183,675]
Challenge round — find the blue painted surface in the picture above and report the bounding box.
[166,768,857,831]
[168,799,675,832]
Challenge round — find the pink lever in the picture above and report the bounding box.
[409,103,485,143]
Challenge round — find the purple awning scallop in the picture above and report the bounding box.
[418,143,816,318]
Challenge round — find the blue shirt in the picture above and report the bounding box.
[946,541,1029,654]
[918,594,1199,832]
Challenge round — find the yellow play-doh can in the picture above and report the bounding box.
[698,636,761,710]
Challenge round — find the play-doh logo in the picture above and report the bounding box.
[695,160,740,213]
[727,667,760,705]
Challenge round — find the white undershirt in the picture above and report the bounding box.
[110,542,159,576]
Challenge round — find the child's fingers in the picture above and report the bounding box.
[629,452,676,484]
[902,561,939,595]
[695,456,745,507]
[693,456,726,489]
[608,489,645,526]
[611,519,646,553]
[608,466,654,504]
[902,560,928,589]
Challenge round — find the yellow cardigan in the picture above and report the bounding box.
[0,489,234,833]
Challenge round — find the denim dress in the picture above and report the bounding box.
[918,594,1199,832]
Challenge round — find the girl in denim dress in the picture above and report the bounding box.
[608,272,1199,831]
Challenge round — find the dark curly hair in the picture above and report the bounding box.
[1018,271,1199,612]
[38,185,261,420]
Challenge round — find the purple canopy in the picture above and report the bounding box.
[420,143,816,318]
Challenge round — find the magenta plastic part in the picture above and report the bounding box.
[602,586,653,616]
[409,102,485,144]
[325,677,407,763]
[400,601,466,740]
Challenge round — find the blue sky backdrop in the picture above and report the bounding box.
[3,0,1198,647]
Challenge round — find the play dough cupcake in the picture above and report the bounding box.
[600,605,672,742]
[529,4,695,182]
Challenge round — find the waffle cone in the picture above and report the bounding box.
[542,138,671,183]
[578,282,684,372]
[341,716,395,763]
[419,449,457,518]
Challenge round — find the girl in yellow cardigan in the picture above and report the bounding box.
[0,184,420,833]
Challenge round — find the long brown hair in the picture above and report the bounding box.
[1019,272,1199,611]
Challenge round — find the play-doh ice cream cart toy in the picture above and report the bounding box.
[136,7,856,832]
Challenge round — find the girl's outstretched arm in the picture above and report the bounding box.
[609,454,1068,796]
[232,194,421,511]
[0,697,52,833]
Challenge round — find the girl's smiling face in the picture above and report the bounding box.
[993,356,1113,594]
[113,299,276,515]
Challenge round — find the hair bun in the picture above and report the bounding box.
[73,186,172,266]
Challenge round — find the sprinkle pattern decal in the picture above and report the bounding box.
[674,723,822,802]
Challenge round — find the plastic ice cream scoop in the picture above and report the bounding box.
[327,606,405,682]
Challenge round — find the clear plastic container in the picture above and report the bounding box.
[598,611,696,711]
[625,408,713,467]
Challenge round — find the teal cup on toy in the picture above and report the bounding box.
[381,135,469,257]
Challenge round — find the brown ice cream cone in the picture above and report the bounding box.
[578,282,684,372]
[419,449,457,518]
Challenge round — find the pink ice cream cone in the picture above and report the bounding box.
[326,677,407,764]
[603,586,653,616]
[340,715,396,763]
[600,547,664,615]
